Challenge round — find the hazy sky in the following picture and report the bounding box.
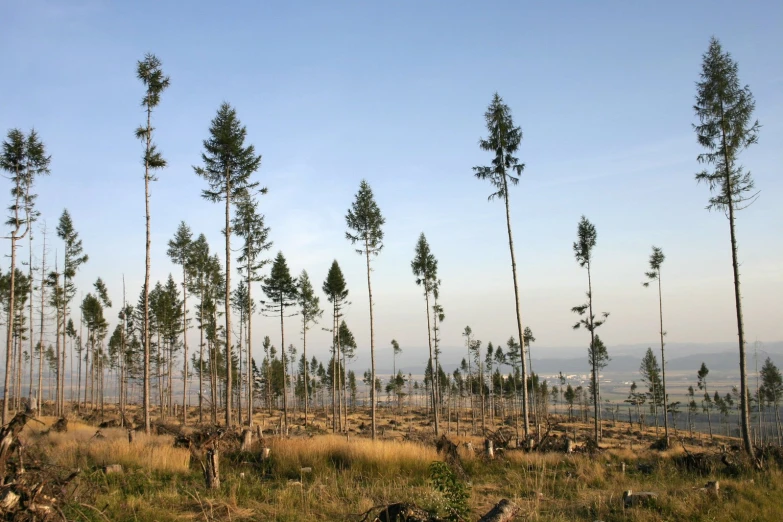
[2,1,781,373]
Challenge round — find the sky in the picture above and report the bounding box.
[1,1,781,375]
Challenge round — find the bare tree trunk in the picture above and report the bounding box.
[224,170,233,428]
[424,287,438,436]
[36,233,46,414]
[54,297,62,415]
[143,104,153,435]
[586,264,600,443]
[502,181,529,440]
[27,233,34,404]
[657,274,669,444]
[247,266,253,428]
[204,448,220,489]
[182,269,188,425]
[3,235,18,425]
[199,293,204,424]
[280,306,288,432]
[364,243,377,441]
[302,311,309,428]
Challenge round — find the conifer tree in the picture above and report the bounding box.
[233,195,271,426]
[262,252,298,431]
[411,233,439,435]
[1,129,50,423]
[136,53,169,433]
[523,327,536,422]
[697,362,713,439]
[56,209,87,414]
[187,233,211,422]
[195,103,261,427]
[643,246,669,444]
[167,221,193,424]
[322,260,349,432]
[338,319,357,429]
[346,180,385,440]
[391,339,401,378]
[572,215,610,444]
[298,270,321,427]
[760,358,783,445]
[473,93,530,439]
[693,37,760,456]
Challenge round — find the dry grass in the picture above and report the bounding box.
[25,417,190,473]
[267,434,438,478]
[12,411,783,521]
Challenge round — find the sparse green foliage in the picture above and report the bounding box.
[571,215,609,443]
[137,53,169,434]
[429,461,470,521]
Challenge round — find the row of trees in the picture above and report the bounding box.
[0,38,766,458]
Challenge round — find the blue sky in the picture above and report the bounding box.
[2,1,781,373]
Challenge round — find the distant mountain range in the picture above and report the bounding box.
[390,341,783,381]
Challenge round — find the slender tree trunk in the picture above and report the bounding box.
[3,235,18,424]
[224,171,233,428]
[54,299,61,415]
[120,278,126,424]
[27,233,34,404]
[61,265,68,416]
[143,103,153,435]
[586,264,599,444]
[36,234,46,414]
[658,274,669,443]
[424,288,438,435]
[182,270,188,425]
[501,181,529,440]
[728,194,752,453]
[198,290,204,424]
[247,266,253,428]
[280,304,288,432]
[302,312,308,428]
[364,242,377,440]
[331,301,337,432]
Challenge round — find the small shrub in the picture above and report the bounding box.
[429,461,470,521]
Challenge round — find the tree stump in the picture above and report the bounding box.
[484,439,494,459]
[103,464,123,474]
[260,447,271,461]
[240,429,253,452]
[51,417,68,433]
[565,437,574,454]
[204,448,220,489]
[478,499,519,522]
[128,429,135,444]
[0,412,30,480]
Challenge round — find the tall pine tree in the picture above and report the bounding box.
[195,103,261,427]
[473,93,530,440]
[345,180,384,440]
[136,53,169,433]
[693,37,760,456]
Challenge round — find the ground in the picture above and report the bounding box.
[7,404,783,521]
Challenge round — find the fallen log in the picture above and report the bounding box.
[478,499,519,522]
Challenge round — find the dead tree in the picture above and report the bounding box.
[204,447,220,489]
